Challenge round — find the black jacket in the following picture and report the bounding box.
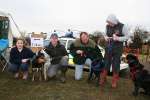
[106,22,124,55]
[45,42,68,64]
[9,47,35,65]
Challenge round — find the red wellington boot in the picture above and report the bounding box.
[99,70,108,86]
[112,73,119,88]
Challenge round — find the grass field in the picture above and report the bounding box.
[0,68,149,100]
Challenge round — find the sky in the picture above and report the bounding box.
[0,0,150,34]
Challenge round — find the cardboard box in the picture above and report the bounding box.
[31,33,44,52]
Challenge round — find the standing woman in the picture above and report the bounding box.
[9,38,35,80]
[99,14,130,88]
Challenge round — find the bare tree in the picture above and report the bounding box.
[129,26,143,49]
[90,31,106,47]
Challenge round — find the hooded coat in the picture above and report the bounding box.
[70,39,103,65]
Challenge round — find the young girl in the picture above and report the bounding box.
[9,38,35,80]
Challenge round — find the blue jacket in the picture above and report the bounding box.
[9,47,35,65]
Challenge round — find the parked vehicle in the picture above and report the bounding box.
[58,37,129,76]
[59,37,75,66]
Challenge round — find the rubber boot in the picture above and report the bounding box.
[60,72,66,83]
[99,69,107,86]
[60,66,67,83]
[112,72,119,88]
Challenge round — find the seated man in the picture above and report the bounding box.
[45,33,68,83]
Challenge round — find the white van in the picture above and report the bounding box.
[59,37,75,66]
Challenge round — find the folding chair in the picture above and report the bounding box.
[0,39,9,72]
[0,52,7,71]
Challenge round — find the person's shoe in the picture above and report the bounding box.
[60,77,66,83]
[22,72,28,80]
[111,73,119,88]
[99,70,107,86]
[112,80,117,88]
[14,73,19,79]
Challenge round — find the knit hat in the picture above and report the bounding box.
[50,33,58,38]
[106,14,119,25]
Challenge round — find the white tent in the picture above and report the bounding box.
[0,9,22,47]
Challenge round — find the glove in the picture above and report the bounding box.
[113,34,119,41]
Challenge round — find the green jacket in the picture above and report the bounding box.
[70,39,103,65]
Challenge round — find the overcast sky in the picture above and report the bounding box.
[0,0,150,33]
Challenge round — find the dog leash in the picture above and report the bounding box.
[107,37,113,55]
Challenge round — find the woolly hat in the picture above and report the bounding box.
[50,33,58,38]
[106,14,119,25]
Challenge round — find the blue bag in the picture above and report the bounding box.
[0,39,9,53]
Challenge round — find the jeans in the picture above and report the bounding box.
[8,63,29,73]
[75,58,92,80]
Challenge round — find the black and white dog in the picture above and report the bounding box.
[40,49,51,81]
[126,54,150,96]
[32,49,51,81]
[87,58,104,86]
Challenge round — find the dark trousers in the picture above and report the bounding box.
[104,43,123,73]
[8,63,29,73]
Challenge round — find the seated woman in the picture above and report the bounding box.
[9,38,35,80]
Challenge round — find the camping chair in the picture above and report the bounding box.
[0,39,9,72]
[0,16,10,71]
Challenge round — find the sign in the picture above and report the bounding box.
[31,33,44,47]
[31,33,44,52]
[31,37,43,47]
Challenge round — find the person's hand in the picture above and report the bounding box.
[104,36,109,41]
[105,36,113,41]
[38,58,45,63]
[64,55,69,59]
[22,59,29,63]
[127,38,133,46]
[76,50,83,54]
[113,34,119,41]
